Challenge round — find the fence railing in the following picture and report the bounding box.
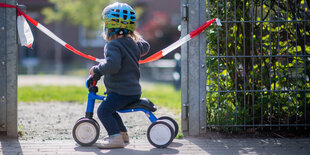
[205,0,310,130]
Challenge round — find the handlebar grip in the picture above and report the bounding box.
[92,73,101,82]
[92,80,97,86]
[86,74,101,88]
[86,76,97,88]
[86,75,99,92]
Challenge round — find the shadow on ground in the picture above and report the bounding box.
[187,137,310,155]
[74,142,182,155]
[1,136,310,154]
[0,137,23,155]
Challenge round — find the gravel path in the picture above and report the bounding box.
[18,101,179,142]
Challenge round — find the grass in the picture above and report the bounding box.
[141,84,181,114]
[18,85,89,104]
[18,84,181,113]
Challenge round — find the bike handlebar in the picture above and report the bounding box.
[86,75,100,89]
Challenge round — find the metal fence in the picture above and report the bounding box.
[205,0,310,130]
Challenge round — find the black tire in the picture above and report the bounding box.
[73,118,100,146]
[75,117,85,124]
[75,117,100,130]
[147,120,174,148]
[158,116,179,138]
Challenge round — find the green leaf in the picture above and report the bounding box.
[297,46,302,52]
[262,34,269,41]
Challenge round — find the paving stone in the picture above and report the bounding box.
[1,138,310,155]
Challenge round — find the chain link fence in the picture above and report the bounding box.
[205,0,310,130]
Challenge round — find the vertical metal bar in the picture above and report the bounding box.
[276,0,281,130]
[260,0,263,128]
[234,0,238,128]
[198,0,207,134]
[206,0,211,129]
[5,0,18,137]
[251,0,255,128]
[243,0,246,130]
[294,0,298,130]
[225,0,228,126]
[216,0,220,127]
[303,19,307,130]
[181,0,189,134]
[286,0,290,130]
[0,0,7,133]
[268,0,272,130]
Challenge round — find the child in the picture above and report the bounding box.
[89,2,150,149]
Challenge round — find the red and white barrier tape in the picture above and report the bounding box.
[139,18,221,64]
[1,3,221,64]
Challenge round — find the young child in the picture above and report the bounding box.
[89,2,150,149]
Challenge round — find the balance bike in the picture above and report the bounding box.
[72,77,178,148]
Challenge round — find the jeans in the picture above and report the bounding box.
[97,92,141,136]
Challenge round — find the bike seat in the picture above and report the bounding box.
[120,98,157,112]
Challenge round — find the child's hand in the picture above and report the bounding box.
[89,66,102,81]
[89,66,95,76]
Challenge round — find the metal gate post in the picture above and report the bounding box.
[0,0,18,137]
[0,0,7,134]
[181,0,206,136]
[181,0,189,135]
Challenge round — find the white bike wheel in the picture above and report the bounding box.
[73,118,99,146]
[147,120,174,148]
[158,116,179,138]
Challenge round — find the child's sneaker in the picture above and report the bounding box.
[120,132,129,143]
[97,135,125,149]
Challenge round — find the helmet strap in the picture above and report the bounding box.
[108,28,129,37]
[108,28,119,37]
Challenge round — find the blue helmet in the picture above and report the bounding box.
[102,2,136,37]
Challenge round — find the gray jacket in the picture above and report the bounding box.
[94,37,150,95]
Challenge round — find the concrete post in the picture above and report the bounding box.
[0,0,18,137]
[181,0,206,136]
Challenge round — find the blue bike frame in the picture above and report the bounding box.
[86,91,158,123]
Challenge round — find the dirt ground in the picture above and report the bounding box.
[18,101,179,142]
